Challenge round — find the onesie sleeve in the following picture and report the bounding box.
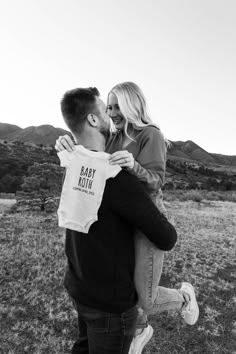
[129,127,166,193]
[57,150,72,168]
[107,164,122,179]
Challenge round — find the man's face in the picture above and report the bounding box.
[94,97,111,141]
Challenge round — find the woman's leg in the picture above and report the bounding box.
[134,232,195,317]
[131,193,199,354]
[134,192,167,330]
[134,231,164,316]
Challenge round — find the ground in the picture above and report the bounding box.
[0,198,235,353]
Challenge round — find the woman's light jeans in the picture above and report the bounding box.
[134,190,183,328]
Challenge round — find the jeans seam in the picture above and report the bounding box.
[107,313,110,333]
[153,299,182,306]
[148,247,154,299]
[120,315,125,354]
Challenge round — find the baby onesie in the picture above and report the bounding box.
[57,145,121,233]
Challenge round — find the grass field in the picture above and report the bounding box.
[0,198,236,353]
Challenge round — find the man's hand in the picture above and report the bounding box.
[109,150,135,169]
[55,134,75,152]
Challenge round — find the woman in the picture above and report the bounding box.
[56,82,199,354]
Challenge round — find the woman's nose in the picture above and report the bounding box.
[110,107,118,117]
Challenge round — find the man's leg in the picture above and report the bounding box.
[73,301,138,354]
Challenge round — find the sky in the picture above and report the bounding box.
[0,0,236,155]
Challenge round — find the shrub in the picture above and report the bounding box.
[227,193,236,203]
[179,190,203,202]
[205,191,222,201]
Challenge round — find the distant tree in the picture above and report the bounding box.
[188,181,199,189]
[0,174,23,193]
[205,177,215,189]
[21,162,63,210]
[163,181,175,190]
[219,179,233,191]
[50,148,58,157]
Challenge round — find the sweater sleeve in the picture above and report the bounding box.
[110,172,177,251]
[128,127,166,193]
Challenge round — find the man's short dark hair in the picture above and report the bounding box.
[61,87,100,132]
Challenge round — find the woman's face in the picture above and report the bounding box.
[107,93,125,130]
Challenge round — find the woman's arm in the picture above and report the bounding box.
[130,161,164,193]
[109,127,167,193]
[130,128,166,192]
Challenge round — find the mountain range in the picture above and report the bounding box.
[1,122,235,193]
[0,123,68,146]
[1,122,236,168]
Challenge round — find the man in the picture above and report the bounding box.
[58,87,178,354]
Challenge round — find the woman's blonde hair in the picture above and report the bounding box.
[108,81,170,147]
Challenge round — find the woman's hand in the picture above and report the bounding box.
[55,134,75,152]
[109,150,135,169]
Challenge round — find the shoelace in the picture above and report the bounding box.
[181,297,191,318]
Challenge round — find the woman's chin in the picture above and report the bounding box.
[114,124,124,131]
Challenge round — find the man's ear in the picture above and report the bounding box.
[87,113,98,127]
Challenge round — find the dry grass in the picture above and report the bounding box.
[0,199,16,216]
[164,190,236,203]
[146,200,236,353]
[0,199,236,353]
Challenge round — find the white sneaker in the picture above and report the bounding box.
[180,282,199,325]
[129,325,153,354]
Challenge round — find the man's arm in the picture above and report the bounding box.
[109,171,177,251]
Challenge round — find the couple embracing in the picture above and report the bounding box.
[56,82,199,354]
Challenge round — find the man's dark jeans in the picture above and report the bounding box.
[71,299,138,354]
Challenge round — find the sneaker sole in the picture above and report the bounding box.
[133,325,154,354]
[181,282,199,325]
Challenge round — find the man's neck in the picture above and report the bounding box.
[73,134,106,152]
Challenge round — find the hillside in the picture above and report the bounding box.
[168,140,236,167]
[0,123,23,140]
[0,123,68,145]
[0,139,59,193]
[165,141,236,189]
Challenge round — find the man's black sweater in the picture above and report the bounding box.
[64,170,177,313]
